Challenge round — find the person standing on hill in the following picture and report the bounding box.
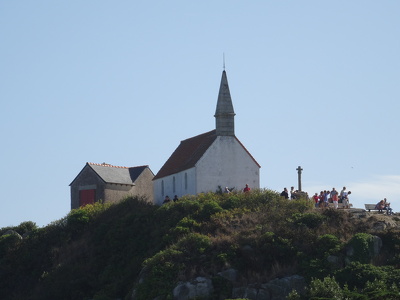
[324,190,330,208]
[340,186,347,202]
[312,193,319,207]
[243,184,251,193]
[280,188,289,199]
[319,191,325,208]
[290,186,296,199]
[343,191,351,208]
[331,188,339,209]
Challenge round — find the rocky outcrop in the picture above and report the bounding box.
[217,268,238,282]
[171,272,305,300]
[173,277,213,300]
[1,230,22,239]
[232,275,305,300]
[348,210,399,230]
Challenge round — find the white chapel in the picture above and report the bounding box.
[152,70,260,205]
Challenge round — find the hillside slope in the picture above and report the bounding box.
[0,191,399,300]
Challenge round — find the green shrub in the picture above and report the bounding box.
[346,233,375,264]
[308,276,344,299]
[194,200,224,222]
[137,248,184,300]
[316,234,342,256]
[288,212,326,229]
[0,233,22,257]
[287,198,314,213]
[335,262,388,290]
[361,279,400,299]
[14,221,38,236]
[287,289,301,300]
[175,233,212,256]
[220,194,241,210]
[66,209,90,233]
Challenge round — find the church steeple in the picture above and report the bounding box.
[214,70,235,136]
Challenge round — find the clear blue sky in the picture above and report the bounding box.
[1,1,399,228]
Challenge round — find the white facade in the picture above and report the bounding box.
[153,167,196,205]
[197,136,259,193]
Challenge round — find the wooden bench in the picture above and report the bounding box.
[365,204,378,212]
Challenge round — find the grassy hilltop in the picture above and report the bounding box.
[1,190,400,300]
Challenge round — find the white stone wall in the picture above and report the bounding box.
[153,167,196,205]
[196,136,260,193]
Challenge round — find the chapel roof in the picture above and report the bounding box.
[70,163,151,186]
[153,130,218,180]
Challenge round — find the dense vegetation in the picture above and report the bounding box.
[0,190,399,300]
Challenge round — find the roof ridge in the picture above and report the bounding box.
[180,129,216,142]
[88,162,129,169]
[130,165,149,169]
[88,162,149,169]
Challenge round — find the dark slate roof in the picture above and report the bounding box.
[153,130,218,180]
[70,163,151,186]
[153,130,260,180]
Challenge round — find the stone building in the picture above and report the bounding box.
[152,70,260,205]
[70,162,154,209]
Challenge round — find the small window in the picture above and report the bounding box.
[185,173,188,190]
[161,180,164,196]
[173,176,176,193]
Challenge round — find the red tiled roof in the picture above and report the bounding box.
[153,130,218,180]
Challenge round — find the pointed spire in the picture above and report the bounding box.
[215,70,235,136]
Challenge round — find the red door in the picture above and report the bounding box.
[79,189,95,207]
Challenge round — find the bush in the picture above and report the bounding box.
[346,233,375,264]
[335,262,389,290]
[0,232,22,257]
[307,276,344,299]
[194,200,224,222]
[288,212,326,229]
[362,279,400,299]
[316,234,342,257]
[175,233,212,256]
[66,209,90,233]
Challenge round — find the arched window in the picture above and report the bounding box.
[185,173,188,190]
[173,176,176,193]
[161,180,164,196]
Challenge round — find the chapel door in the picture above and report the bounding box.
[79,189,95,207]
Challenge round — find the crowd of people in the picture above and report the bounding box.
[280,186,352,209]
[310,187,352,209]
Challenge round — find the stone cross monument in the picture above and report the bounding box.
[296,166,303,192]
